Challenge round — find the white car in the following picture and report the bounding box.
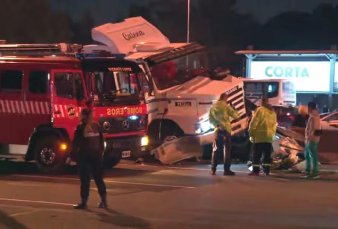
[321,111,338,129]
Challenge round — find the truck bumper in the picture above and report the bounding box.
[104,135,149,158]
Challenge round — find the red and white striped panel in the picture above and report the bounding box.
[0,100,50,115]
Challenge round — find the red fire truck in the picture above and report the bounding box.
[0,44,149,173]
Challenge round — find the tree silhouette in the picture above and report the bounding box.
[0,0,72,43]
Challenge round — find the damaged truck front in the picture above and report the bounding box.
[84,17,249,163]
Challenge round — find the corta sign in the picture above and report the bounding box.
[265,66,309,78]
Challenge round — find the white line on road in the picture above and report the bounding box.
[0,197,73,206]
[119,163,248,174]
[10,209,41,217]
[10,175,197,189]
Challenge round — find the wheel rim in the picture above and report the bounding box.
[39,147,56,165]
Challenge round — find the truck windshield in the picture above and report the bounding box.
[244,82,279,99]
[150,52,208,90]
[85,68,143,105]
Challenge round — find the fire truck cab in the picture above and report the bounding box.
[0,44,148,173]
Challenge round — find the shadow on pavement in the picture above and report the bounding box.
[86,208,152,229]
[270,172,338,182]
[0,160,153,178]
[0,160,39,175]
[0,210,28,229]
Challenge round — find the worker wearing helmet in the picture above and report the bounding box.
[248,98,277,176]
[209,93,239,176]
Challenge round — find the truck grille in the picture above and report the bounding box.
[99,116,147,134]
[226,86,248,134]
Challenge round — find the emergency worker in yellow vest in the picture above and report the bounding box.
[209,93,239,176]
[248,98,277,176]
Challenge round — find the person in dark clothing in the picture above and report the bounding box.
[72,108,107,209]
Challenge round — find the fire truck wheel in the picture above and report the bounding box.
[103,151,122,169]
[34,137,65,173]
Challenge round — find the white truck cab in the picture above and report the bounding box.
[84,17,248,149]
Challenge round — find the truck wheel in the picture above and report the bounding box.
[162,123,183,142]
[231,136,252,162]
[34,136,65,173]
[202,144,213,160]
[148,122,184,148]
[103,151,122,169]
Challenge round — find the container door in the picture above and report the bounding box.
[51,70,86,140]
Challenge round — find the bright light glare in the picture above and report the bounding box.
[60,143,68,151]
[141,136,149,146]
[200,121,212,132]
[129,115,139,120]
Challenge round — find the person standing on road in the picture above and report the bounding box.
[72,108,108,209]
[209,93,239,176]
[248,98,277,176]
[303,102,322,179]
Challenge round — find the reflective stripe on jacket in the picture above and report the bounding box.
[249,106,277,143]
[209,100,239,133]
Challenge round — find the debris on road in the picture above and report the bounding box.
[151,136,202,165]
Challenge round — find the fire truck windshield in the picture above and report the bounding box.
[150,51,208,90]
[85,69,144,105]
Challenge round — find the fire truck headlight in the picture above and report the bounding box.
[141,136,149,146]
[104,141,107,150]
[129,115,139,121]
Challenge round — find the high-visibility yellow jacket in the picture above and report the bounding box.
[249,106,277,143]
[209,100,239,133]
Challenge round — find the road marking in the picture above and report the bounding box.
[0,197,73,206]
[119,162,248,174]
[104,180,196,189]
[10,209,41,217]
[11,175,197,189]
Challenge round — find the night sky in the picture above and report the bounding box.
[236,0,338,23]
[51,0,338,25]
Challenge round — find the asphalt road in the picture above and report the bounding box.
[0,160,338,229]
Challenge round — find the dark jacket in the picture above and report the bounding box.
[292,114,308,128]
[72,122,104,161]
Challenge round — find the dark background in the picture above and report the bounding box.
[1,0,338,73]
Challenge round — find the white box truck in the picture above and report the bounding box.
[83,17,248,156]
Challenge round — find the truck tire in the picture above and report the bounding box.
[231,136,252,162]
[148,121,184,148]
[34,136,65,173]
[103,150,122,169]
[202,144,213,160]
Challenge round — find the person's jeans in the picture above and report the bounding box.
[305,141,319,176]
[211,129,232,172]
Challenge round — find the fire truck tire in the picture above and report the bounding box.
[103,151,122,169]
[34,136,65,173]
